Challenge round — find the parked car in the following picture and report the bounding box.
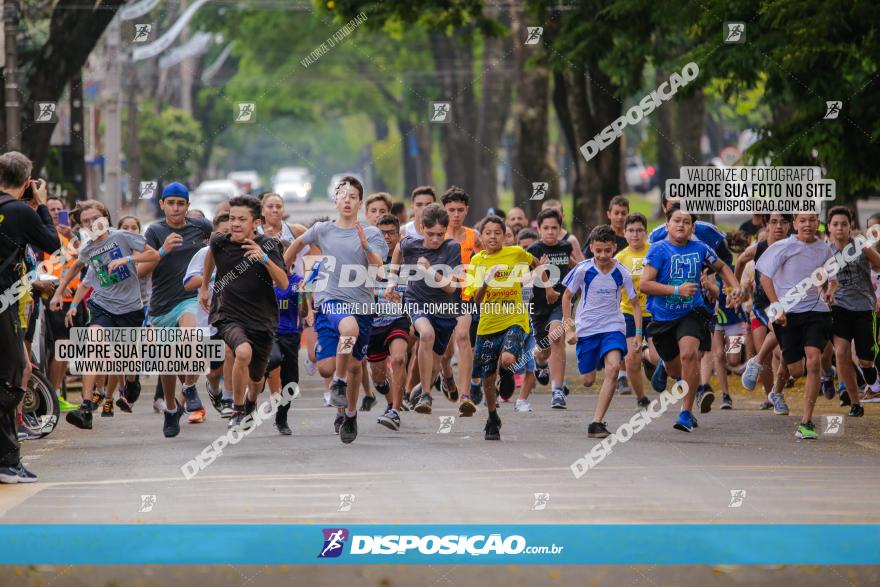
[327,172,366,200]
[624,157,656,193]
[190,179,240,218]
[228,170,262,195]
[272,167,313,203]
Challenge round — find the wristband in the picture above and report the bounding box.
[363,244,372,253]
[159,247,167,258]
[260,253,269,265]
[673,285,679,297]
[126,255,133,264]
[635,328,643,335]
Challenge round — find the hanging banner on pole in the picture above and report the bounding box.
[120,0,161,21]
[132,0,212,62]
[158,32,213,69]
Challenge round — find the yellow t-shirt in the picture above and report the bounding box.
[615,243,651,317]
[464,246,534,336]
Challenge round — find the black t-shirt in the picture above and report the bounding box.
[208,233,285,333]
[145,217,212,316]
[399,236,461,318]
[0,198,60,296]
[752,238,770,311]
[527,239,573,312]
[739,219,762,238]
[582,233,628,260]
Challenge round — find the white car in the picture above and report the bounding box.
[273,180,311,204]
[190,179,240,218]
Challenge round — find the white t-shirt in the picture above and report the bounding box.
[755,235,836,314]
[403,221,422,239]
[183,246,215,334]
[563,259,636,338]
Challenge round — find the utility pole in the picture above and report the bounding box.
[3,0,20,150]
[103,15,122,220]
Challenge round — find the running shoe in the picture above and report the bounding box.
[848,404,865,417]
[643,357,657,380]
[458,398,476,417]
[673,410,695,432]
[227,410,245,430]
[721,393,733,410]
[187,408,206,424]
[408,383,423,407]
[484,410,502,440]
[432,373,442,392]
[153,398,166,413]
[414,394,433,414]
[740,357,763,391]
[115,396,133,413]
[651,359,667,392]
[360,395,376,412]
[498,368,515,400]
[377,408,400,431]
[840,389,852,407]
[562,384,570,396]
[587,421,610,438]
[125,378,142,404]
[550,388,566,409]
[535,364,550,386]
[101,398,114,417]
[220,400,234,418]
[18,417,41,441]
[698,386,715,414]
[768,391,789,415]
[514,399,532,412]
[441,376,459,402]
[330,379,348,408]
[470,383,483,407]
[65,406,93,430]
[820,369,836,400]
[304,356,318,376]
[0,463,37,484]
[374,381,390,397]
[785,376,795,388]
[206,385,224,414]
[616,375,632,395]
[163,402,185,438]
[275,407,292,435]
[92,388,106,403]
[340,413,358,444]
[637,396,651,409]
[58,395,79,412]
[334,413,344,434]
[795,421,818,440]
[323,391,333,407]
[182,385,203,412]
[759,399,773,410]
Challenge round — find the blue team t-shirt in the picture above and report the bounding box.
[649,220,732,265]
[645,239,719,322]
[275,274,303,335]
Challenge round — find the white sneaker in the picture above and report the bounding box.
[514,399,532,412]
[153,398,166,413]
[304,357,317,376]
[323,391,332,407]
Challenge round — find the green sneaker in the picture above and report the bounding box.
[58,396,79,412]
[795,421,818,440]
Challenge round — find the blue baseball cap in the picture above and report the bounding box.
[161,182,189,201]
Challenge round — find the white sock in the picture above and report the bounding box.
[617,371,627,380]
[222,389,233,401]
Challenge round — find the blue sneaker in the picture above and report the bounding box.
[740,357,763,391]
[182,385,203,412]
[470,382,484,406]
[551,388,567,409]
[673,410,694,432]
[651,360,667,392]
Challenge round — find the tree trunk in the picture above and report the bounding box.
[511,4,558,219]
[19,0,126,172]
[655,69,679,216]
[676,88,705,167]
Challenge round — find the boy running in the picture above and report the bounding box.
[563,226,641,438]
[401,186,436,239]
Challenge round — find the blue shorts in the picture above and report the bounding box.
[412,313,457,356]
[150,298,199,328]
[473,325,527,379]
[575,331,627,375]
[515,333,537,374]
[624,314,652,338]
[314,301,374,362]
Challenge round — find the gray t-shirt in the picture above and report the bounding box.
[831,239,876,311]
[78,228,147,313]
[300,221,388,307]
[399,236,461,318]
[756,236,835,314]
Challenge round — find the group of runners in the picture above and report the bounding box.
[7,168,880,484]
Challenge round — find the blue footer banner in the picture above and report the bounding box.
[2,525,879,564]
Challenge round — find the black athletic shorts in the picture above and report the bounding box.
[216,320,274,382]
[831,307,877,362]
[647,308,712,363]
[266,332,301,385]
[367,316,410,362]
[772,311,833,365]
[209,331,226,371]
[533,305,564,350]
[87,300,145,328]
